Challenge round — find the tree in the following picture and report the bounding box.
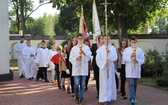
[52,0,168,43]
[54,14,69,35]
[9,0,58,35]
[58,0,79,34]
[26,14,56,36]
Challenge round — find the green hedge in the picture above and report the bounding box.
[157,76,168,87]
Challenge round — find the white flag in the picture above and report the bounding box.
[92,0,102,41]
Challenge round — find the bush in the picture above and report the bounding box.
[47,36,56,49]
[142,49,164,77]
[157,76,168,87]
[162,51,168,73]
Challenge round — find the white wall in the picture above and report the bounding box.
[10,38,168,59]
[0,0,10,74]
[10,40,65,59]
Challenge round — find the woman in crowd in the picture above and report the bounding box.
[116,38,128,99]
[65,37,77,96]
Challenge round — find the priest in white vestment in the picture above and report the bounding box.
[96,36,117,104]
[123,36,144,104]
[22,39,36,80]
[69,33,91,104]
[15,36,26,78]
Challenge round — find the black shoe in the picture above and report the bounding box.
[58,86,62,89]
[71,94,75,97]
[122,95,127,100]
[74,96,79,103]
[96,94,99,99]
[45,79,50,82]
[67,87,70,94]
[36,78,39,81]
[104,101,110,105]
[28,78,32,80]
[78,99,83,105]
[31,77,34,79]
[62,85,65,91]
[84,87,88,92]
[20,74,25,78]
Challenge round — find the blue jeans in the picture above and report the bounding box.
[74,76,86,100]
[127,78,138,101]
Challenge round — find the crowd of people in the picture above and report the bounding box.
[15,34,144,105]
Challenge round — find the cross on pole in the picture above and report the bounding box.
[101,0,111,78]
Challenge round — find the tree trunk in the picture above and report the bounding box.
[16,3,20,33]
[117,15,128,47]
[20,0,26,35]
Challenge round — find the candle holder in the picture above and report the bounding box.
[78,44,82,66]
[132,47,136,70]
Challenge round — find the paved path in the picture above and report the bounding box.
[0,71,168,105]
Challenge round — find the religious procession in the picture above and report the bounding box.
[15,32,144,105]
[2,0,168,105]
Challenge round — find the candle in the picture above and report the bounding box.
[79,44,82,58]
[132,47,136,70]
[132,47,136,60]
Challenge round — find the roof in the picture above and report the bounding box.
[9,34,168,40]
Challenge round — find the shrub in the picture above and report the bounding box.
[47,36,56,49]
[157,76,168,87]
[162,51,168,73]
[142,49,164,77]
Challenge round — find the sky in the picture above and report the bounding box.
[30,1,60,19]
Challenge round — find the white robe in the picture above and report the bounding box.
[96,44,117,102]
[15,41,26,76]
[123,47,144,78]
[35,48,49,67]
[22,46,36,78]
[69,44,91,76]
[47,49,57,80]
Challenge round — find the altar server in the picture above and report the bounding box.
[96,35,117,105]
[15,36,26,78]
[22,39,36,80]
[35,40,49,82]
[123,36,144,104]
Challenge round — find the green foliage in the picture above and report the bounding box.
[51,0,168,35]
[26,14,59,35]
[60,40,68,48]
[162,51,168,72]
[54,14,69,35]
[47,36,56,49]
[157,76,168,87]
[9,0,57,34]
[42,14,55,35]
[58,2,79,34]
[142,49,164,77]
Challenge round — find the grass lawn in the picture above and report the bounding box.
[139,77,168,91]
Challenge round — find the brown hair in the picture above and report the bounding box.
[67,37,77,53]
[50,42,55,46]
[76,33,83,38]
[119,38,128,50]
[83,39,89,43]
[27,39,30,41]
[20,36,25,39]
[98,35,105,42]
[57,47,62,51]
